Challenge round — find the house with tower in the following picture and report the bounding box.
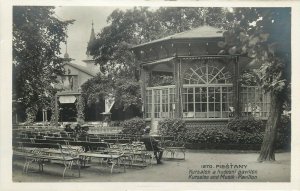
[52,22,104,124]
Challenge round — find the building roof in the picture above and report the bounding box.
[86,21,96,59]
[133,25,225,49]
[142,57,175,66]
[64,62,98,77]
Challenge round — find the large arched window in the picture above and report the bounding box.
[144,59,270,120]
[182,60,233,119]
[183,60,232,85]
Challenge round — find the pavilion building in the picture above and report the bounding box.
[132,25,270,132]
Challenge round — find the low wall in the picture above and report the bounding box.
[185,143,290,151]
[185,143,261,150]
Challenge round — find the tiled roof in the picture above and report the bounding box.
[133,25,225,48]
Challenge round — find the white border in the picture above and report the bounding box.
[1,1,300,191]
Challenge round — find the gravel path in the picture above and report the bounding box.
[12,150,290,182]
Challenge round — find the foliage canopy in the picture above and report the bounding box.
[13,6,73,122]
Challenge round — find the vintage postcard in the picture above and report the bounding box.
[1,0,300,191]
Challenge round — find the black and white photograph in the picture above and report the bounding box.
[1,0,299,190]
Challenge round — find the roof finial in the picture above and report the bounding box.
[92,20,94,29]
[64,34,69,59]
[66,38,68,53]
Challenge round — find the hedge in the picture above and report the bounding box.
[121,117,146,135]
[158,118,186,141]
[120,116,291,150]
[158,117,291,150]
[227,117,265,133]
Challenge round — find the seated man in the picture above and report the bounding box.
[141,126,163,164]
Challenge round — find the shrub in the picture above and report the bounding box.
[182,126,238,144]
[276,115,291,149]
[158,118,186,141]
[227,117,265,133]
[236,132,264,144]
[157,117,290,150]
[121,117,146,135]
[278,115,291,134]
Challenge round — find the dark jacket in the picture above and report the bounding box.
[141,135,161,151]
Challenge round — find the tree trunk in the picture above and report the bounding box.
[76,95,85,124]
[257,92,283,162]
[50,95,59,125]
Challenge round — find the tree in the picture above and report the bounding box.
[13,6,73,123]
[81,74,114,107]
[113,77,142,111]
[81,73,142,119]
[220,8,291,161]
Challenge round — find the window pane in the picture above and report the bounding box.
[201,103,207,112]
[215,103,220,111]
[195,94,201,102]
[201,93,207,102]
[188,94,193,102]
[195,103,201,112]
[183,94,187,103]
[215,92,220,102]
[209,103,214,112]
[188,103,194,111]
[208,93,214,102]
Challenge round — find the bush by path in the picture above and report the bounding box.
[158,117,291,150]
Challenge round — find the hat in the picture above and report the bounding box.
[144,126,151,134]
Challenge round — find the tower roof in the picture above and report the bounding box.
[64,52,69,59]
[86,21,96,58]
[89,21,96,44]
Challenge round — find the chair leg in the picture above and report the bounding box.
[63,166,67,179]
[110,162,115,174]
[77,160,81,178]
[62,161,73,179]
[149,154,153,166]
[25,158,35,174]
[119,157,126,172]
[23,161,28,173]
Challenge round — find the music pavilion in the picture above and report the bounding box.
[132,26,270,130]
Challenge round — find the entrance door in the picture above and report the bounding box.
[152,89,171,119]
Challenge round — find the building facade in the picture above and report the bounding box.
[132,26,270,131]
[53,22,102,123]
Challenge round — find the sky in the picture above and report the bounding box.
[54,6,131,63]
